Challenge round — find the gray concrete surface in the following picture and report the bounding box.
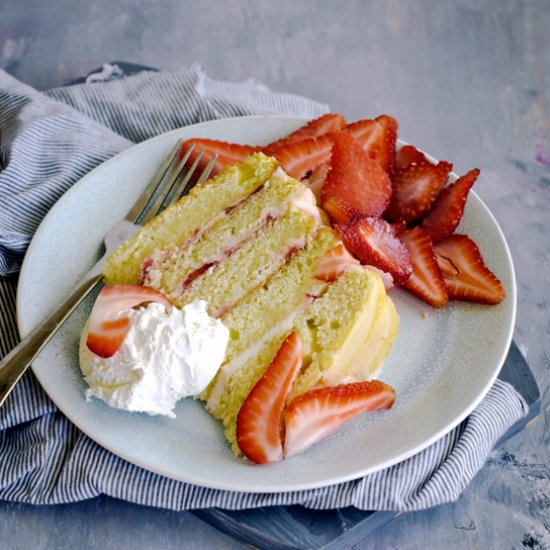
[1,0,549,548]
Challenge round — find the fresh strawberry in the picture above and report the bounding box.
[321,197,358,225]
[179,138,260,177]
[263,113,347,155]
[86,285,171,358]
[390,219,408,234]
[283,380,395,459]
[373,115,399,174]
[272,133,334,180]
[345,115,398,174]
[434,235,505,304]
[398,227,449,308]
[336,218,412,285]
[395,144,427,171]
[236,332,303,464]
[314,244,359,281]
[384,160,453,222]
[422,168,480,242]
[303,163,330,203]
[345,118,383,156]
[320,131,392,222]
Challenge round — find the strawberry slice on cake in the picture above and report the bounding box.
[236,332,303,464]
[86,285,171,358]
[284,380,396,459]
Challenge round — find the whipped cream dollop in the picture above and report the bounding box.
[79,300,229,417]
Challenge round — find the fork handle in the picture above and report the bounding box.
[0,272,103,408]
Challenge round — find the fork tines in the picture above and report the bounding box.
[134,144,217,227]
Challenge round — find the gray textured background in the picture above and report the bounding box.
[1,0,549,548]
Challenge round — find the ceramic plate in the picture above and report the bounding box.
[16,116,516,492]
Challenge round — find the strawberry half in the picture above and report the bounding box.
[345,115,398,174]
[303,163,329,203]
[272,133,334,180]
[86,285,172,358]
[283,380,396,459]
[336,217,412,285]
[263,113,346,155]
[434,235,505,304]
[395,144,427,171]
[385,160,453,222]
[422,168,480,242]
[320,130,392,222]
[314,243,359,281]
[345,118,383,157]
[236,332,303,464]
[179,138,260,177]
[373,114,399,175]
[321,197,358,225]
[398,227,449,308]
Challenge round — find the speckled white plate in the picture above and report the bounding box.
[16,116,516,493]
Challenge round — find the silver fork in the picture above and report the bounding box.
[0,143,217,408]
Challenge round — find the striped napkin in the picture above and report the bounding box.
[0,64,528,511]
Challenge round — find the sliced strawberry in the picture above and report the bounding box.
[303,163,330,203]
[422,168,480,242]
[86,285,171,358]
[374,114,399,174]
[314,244,359,281]
[434,235,505,304]
[345,115,398,174]
[336,218,412,285]
[345,118,383,156]
[263,113,347,155]
[272,133,334,180]
[179,138,260,177]
[283,380,395,459]
[321,197,357,225]
[398,227,449,308]
[385,160,453,222]
[236,332,303,464]
[390,219,408,234]
[320,131,392,222]
[395,144,427,171]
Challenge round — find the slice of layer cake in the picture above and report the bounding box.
[209,264,398,453]
[99,151,399,458]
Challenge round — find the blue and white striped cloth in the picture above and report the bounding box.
[0,64,528,511]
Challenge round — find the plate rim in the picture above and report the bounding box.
[16,115,516,493]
